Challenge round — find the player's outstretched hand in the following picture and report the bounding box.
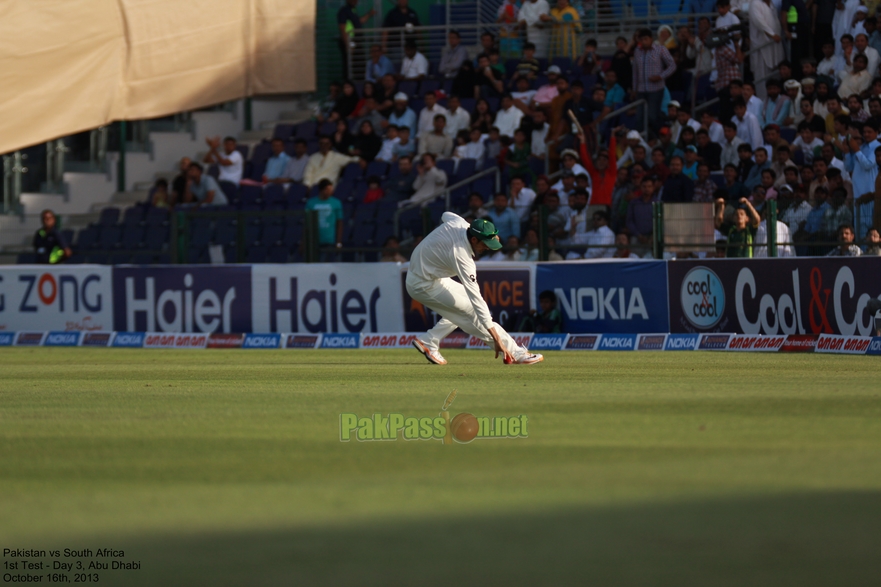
[488,327,514,363]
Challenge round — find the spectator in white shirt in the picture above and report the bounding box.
[416,91,448,138]
[743,82,764,121]
[511,77,537,107]
[303,135,363,187]
[570,205,616,259]
[494,93,525,139]
[399,153,448,207]
[508,175,536,221]
[700,111,725,144]
[444,95,471,139]
[461,128,487,168]
[732,98,764,150]
[376,125,401,162]
[203,136,243,184]
[399,40,429,80]
[855,33,880,79]
[530,110,549,158]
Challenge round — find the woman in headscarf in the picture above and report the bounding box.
[452,59,479,101]
[351,120,383,162]
[657,25,678,52]
[330,80,360,122]
[548,0,581,60]
[332,119,356,155]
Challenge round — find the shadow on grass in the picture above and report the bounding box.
[98,491,880,587]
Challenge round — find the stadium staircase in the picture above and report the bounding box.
[0,97,310,264]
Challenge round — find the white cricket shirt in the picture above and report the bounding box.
[406,212,495,330]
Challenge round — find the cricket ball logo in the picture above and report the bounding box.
[339,390,528,444]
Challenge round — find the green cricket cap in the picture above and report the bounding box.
[468,218,503,250]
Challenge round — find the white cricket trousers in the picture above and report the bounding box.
[406,277,523,356]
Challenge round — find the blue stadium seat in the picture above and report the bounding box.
[551,57,574,74]
[262,224,285,246]
[246,246,268,263]
[143,227,169,251]
[219,180,239,206]
[268,245,289,263]
[214,219,238,247]
[287,183,308,208]
[122,206,145,227]
[248,160,266,181]
[263,184,287,208]
[86,253,109,264]
[244,223,262,245]
[208,164,220,179]
[273,124,295,139]
[471,176,495,198]
[120,226,145,250]
[341,162,363,182]
[365,160,389,179]
[16,252,36,264]
[436,159,455,178]
[459,98,476,113]
[399,80,419,97]
[240,185,264,207]
[421,79,440,95]
[453,158,477,183]
[352,202,378,223]
[235,144,249,160]
[319,121,336,136]
[75,226,99,250]
[486,97,500,112]
[99,226,122,249]
[283,221,303,249]
[99,207,120,227]
[295,121,317,140]
[60,229,75,246]
[348,221,375,247]
[251,141,273,162]
[131,252,155,265]
[189,221,213,248]
[187,247,208,264]
[780,128,797,144]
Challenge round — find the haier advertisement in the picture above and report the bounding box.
[667,258,881,336]
[251,264,404,333]
[112,266,253,333]
[535,261,670,333]
[0,266,113,331]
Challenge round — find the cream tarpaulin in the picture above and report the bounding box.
[0,0,314,154]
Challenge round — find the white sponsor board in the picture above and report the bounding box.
[727,334,787,352]
[0,266,113,332]
[815,334,872,354]
[361,333,420,349]
[467,333,534,349]
[251,264,404,334]
[143,332,209,349]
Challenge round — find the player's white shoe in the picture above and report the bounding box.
[507,350,544,365]
[412,339,447,365]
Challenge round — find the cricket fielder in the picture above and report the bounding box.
[406,212,543,365]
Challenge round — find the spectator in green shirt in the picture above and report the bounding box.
[715,196,760,258]
[306,179,345,253]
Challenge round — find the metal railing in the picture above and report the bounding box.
[2,152,27,214]
[172,208,320,264]
[345,11,718,82]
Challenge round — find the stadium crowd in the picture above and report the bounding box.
[40,0,881,264]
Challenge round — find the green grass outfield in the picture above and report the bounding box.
[1,348,880,586]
